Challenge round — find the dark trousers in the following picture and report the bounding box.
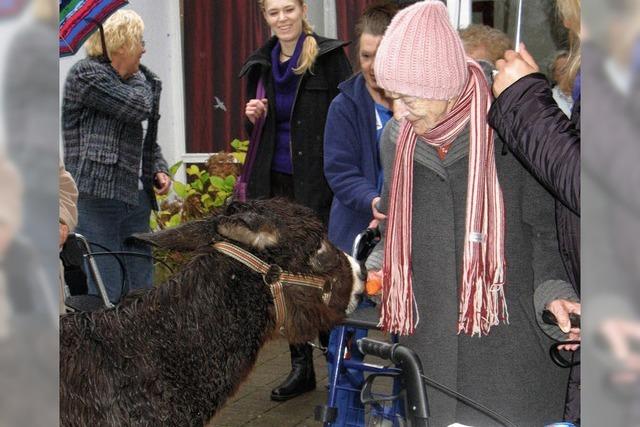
[76,190,153,303]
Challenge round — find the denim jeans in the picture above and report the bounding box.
[76,190,153,303]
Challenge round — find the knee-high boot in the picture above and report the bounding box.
[270,343,316,401]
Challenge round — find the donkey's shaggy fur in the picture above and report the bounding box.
[60,199,362,426]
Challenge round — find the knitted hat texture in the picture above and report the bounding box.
[374,0,468,100]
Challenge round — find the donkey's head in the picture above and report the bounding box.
[135,198,364,342]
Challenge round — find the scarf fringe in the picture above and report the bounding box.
[381,60,508,337]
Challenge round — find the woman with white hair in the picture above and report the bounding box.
[62,9,171,303]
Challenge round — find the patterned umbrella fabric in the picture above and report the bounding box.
[59,0,128,57]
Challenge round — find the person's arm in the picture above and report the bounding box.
[489,45,579,214]
[365,120,397,272]
[520,142,570,286]
[489,74,580,215]
[152,139,170,195]
[138,65,171,195]
[72,61,154,123]
[59,159,77,247]
[519,154,579,345]
[324,99,379,214]
[534,279,580,341]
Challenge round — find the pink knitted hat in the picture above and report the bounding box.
[374,0,468,100]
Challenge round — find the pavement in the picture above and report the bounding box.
[209,330,388,427]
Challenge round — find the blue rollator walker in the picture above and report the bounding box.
[314,228,579,427]
[315,228,430,427]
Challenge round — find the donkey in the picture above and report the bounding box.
[60,198,364,426]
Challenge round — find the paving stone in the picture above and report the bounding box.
[209,330,394,426]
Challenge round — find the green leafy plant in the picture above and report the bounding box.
[230,138,249,164]
[150,145,247,282]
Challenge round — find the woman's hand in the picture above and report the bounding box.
[493,43,540,98]
[371,196,386,222]
[245,98,268,124]
[59,222,69,248]
[547,299,581,351]
[153,172,172,195]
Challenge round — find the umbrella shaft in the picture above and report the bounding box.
[515,0,523,51]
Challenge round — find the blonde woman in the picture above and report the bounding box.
[62,9,171,303]
[239,0,351,401]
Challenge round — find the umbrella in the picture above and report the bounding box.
[59,0,129,57]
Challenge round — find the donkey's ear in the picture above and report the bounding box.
[130,219,216,252]
[216,211,279,250]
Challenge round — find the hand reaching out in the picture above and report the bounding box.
[492,43,540,98]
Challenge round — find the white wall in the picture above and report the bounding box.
[59,0,185,167]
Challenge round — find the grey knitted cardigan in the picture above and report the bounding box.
[62,58,168,209]
[370,118,570,427]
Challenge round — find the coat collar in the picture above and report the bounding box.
[239,33,349,78]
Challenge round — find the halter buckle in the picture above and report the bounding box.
[263,264,283,285]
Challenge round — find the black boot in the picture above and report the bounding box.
[270,343,316,401]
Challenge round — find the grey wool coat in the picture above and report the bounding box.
[62,58,168,209]
[372,119,569,427]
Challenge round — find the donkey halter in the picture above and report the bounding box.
[212,241,332,328]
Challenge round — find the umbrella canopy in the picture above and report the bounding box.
[59,0,128,57]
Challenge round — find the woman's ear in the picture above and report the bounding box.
[129,218,218,252]
[216,211,279,251]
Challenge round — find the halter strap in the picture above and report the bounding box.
[212,241,331,328]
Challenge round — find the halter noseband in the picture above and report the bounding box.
[212,241,332,328]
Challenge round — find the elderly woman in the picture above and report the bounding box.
[62,9,170,303]
[369,2,570,425]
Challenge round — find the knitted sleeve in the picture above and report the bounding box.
[520,151,569,290]
[533,279,579,341]
[70,60,154,124]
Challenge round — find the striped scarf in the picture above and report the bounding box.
[380,61,508,337]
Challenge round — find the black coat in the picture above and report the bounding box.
[239,35,352,224]
[489,73,580,294]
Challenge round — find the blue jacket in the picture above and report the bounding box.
[324,74,381,252]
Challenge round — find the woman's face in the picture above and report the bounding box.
[263,0,306,44]
[359,33,383,91]
[114,36,146,79]
[390,92,455,134]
